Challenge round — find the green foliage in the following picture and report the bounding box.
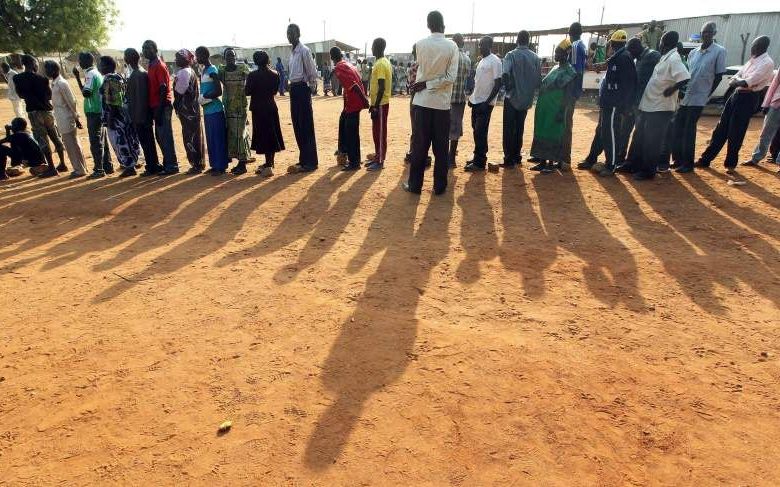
[0,0,118,54]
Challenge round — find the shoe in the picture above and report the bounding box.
[104,166,115,175]
[530,162,546,172]
[56,163,68,172]
[162,167,180,175]
[540,165,555,174]
[633,172,655,181]
[287,164,316,174]
[256,166,274,177]
[69,172,86,179]
[675,166,694,174]
[726,168,738,175]
[498,162,517,169]
[365,161,384,171]
[694,160,710,169]
[230,164,248,175]
[119,167,137,178]
[365,153,377,163]
[527,157,541,163]
[141,166,163,176]
[341,163,360,171]
[598,167,615,177]
[38,167,59,178]
[186,166,204,175]
[87,172,106,179]
[402,181,421,194]
[558,162,571,172]
[577,161,595,170]
[464,162,485,172]
[741,159,759,167]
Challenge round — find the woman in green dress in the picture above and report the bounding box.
[530,39,579,174]
[219,48,252,174]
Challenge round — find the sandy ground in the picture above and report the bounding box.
[1,81,779,486]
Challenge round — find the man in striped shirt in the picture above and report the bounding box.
[449,34,471,168]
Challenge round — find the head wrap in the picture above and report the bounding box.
[177,49,194,66]
[558,38,572,51]
[610,30,628,42]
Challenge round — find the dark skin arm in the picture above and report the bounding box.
[72,68,90,97]
[371,78,385,116]
[352,83,370,108]
[663,80,689,97]
[411,81,427,93]
[485,78,502,105]
[709,74,724,96]
[203,71,222,99]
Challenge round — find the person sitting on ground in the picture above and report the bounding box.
[0,118,47,179]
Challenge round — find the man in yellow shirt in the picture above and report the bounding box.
[367,37,392,170]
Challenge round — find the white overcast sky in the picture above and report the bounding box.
[109,0,775,53]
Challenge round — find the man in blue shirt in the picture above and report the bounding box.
[501,30,541,169]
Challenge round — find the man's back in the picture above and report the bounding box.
[13,71,52,111]
[504,46,541,110]
[126,68,150,125]
[413,33,459,110]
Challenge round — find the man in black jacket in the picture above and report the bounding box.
[578,30,637,177]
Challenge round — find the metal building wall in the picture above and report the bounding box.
[663,12,780,67]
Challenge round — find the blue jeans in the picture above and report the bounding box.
[154,105,178,171]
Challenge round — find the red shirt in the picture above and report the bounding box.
[147,58,173,108]
[333,60,366,113]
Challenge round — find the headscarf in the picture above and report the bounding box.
[558,38,572,51]
[177,49,194,66]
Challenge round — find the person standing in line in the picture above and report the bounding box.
[404,10,459,195]
[246,50,285,178]
[404,47,421,163]
[630,31,690,180]
[73,52,113,178]
[448,33,471,169]
[641,20,663,50]
[173,49,205,174]
[195,46,229,175]
[14,54,66,177]
[142,40,178,175]
[697,36,774,174]
[360,60,370,94]
[577,30,637,177]
[286,24,320,174]
[366,38,392,171]
[529,39,579,174]
[124,48,162,176]
[623,37,662,168]
[331,46,369,171]
[671,22,726,173]
[44,61,87,178]
[502,30,541,170]
[464,37,502,172]
[98,56,141,177]
[742,58,780,167]
[219,48,252,175]
[396,60,408,96]
[276,57,287,96]
[321,63,332,96]
[2,62,24,118]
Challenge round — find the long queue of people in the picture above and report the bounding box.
[1,11,779,194]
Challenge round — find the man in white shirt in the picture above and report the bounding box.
[286,23,320,173]
[44,60,88,178]
[698,35,774,174]
[2,62,24,118]
[464,37,502,172]
[404,10,459,195]
[630,31,690,180]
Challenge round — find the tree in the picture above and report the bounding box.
[0,0,118,54]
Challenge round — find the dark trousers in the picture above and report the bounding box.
[153,105,178,171]
[700,91,759,168]
[372,104,389,163]
[290,82,319,168]
[670,105,704,169]
[770,124,780,160]
[471,104,494,165]
[586,107,634,165]
[598,106,633,170]
[633,111,674,176]
[502,104,527,165]
[338,111,361,165]
[86,112,112,174]
[133,119,160,171]
[408,106,450,194]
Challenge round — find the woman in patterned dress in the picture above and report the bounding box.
[98,56,140,177]
[218,48,251,175]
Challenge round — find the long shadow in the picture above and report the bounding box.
[274,170,380,283]
[0,175,186,265]
[304,179,455,470]
[621,176,779,312]
[499,169,557,298]
[456,173,498,283]
[92,174,299,303]
[534,174,646,311]
[216,167,352,269]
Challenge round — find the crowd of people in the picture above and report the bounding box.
[2,11,779,194]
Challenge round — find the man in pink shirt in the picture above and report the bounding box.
[744,66,780,167]
[697,36,774,174]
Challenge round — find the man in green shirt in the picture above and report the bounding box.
[73,52,113,177]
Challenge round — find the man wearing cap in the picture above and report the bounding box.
[578,30,637,176]
[697,36,774,174]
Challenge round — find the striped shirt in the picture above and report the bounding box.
[451,50,471,104]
